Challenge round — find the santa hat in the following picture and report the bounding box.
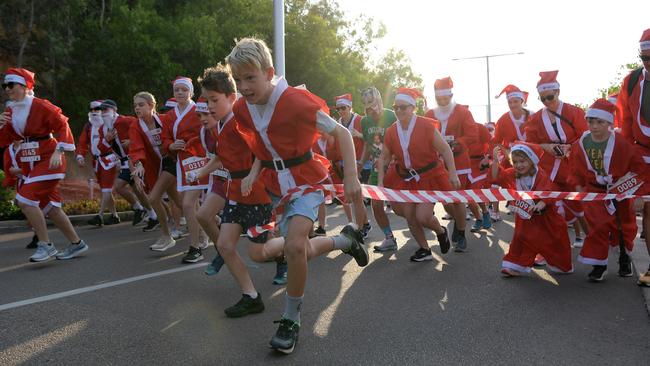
[640,28,650,51]
[434,77,453,97]
[496,84,528,103]
[585,98,616,124]
[394,87,423,106]
[335,93,353,108]
[89,100,104,110]
[510,141,542,166]
[165,98,178,109]
[607,93,618,106]
[196,97,209,113]
[172,76,194,93]
[537,71,560,93]
[4,68,35,89]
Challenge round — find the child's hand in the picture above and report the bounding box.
[532,201,546,213]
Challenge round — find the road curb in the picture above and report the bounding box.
[0,211,135,234]
[630,239,650,316]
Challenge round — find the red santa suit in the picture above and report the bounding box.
[110,114,137,170]
[128,115,164,192]
[467,123,491,189]
[199,124,227,198]
[77,117,119,192]
[572,100,645,266]
[493,143,573,273]
[233,77,330,198]
[335,94,364,160]
[383,114,451,191]
[161,101,207,192]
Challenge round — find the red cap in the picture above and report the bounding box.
[510,141,543,165]
[496,84,528,103]
[172,76,194,93]
[4,68,35,89]
[196,97,209,113]
[585,98,616,124]
[434,77,453,97]
[537,71,560,93]
[335,93,353,107]
[640,28,650,51]
[394,87,423,106]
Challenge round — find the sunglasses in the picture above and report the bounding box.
[2,82,18,89]
[90,107,104,112]
[539,94,556,102]
[392,104,412,111]
[640,54,650,62]
[335,106,348,112]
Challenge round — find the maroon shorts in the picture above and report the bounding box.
[210,176,227,199]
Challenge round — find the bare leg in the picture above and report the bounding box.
[182,190,203,249]
[148,172,175,236]
[197,193,226,250]
[217,223,257,294]
[284,215,313,297]
[19,203,49,242]
[47,207,80,243]
[371,199,390,228]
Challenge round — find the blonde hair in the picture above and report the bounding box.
[510,150,537,177]
[225,37,273,75]
[133,91,157,109]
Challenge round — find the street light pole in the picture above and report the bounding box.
[452,51,524,123]
[273,0,286,77]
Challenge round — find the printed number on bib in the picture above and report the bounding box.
[608,172,644,196]
[19,141,41,162]
[148,128,162,147]
[508,199,534,220]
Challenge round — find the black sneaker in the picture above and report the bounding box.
[314,226,326,236]
[142,218,160,232]
[269,318,300,354]
[181,246,204,263]
[453,230,467,252]
[451,223,459,242]
[641,230,646,240]
[224,293,265,318]
[361,222,372,239]
[588,265,608,282]
[104,215,121,225]
[618,254,633,277]
[437,227,451,254]
[410,247,433,262]
[340,224,368,267]
[26,234,38,249]
[132,209,146,226]
[87,215,103,227]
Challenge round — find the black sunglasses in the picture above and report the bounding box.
[392,104,411,111]
[335,106,348,111]
[539,94,556,102]
[640,54,650,62]
[90,107,104,112]
[2,82,18,89]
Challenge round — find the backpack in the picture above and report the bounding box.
[627,67,644,96]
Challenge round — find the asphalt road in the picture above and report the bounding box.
[0,205,648,365]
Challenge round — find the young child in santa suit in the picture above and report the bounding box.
[76,100,121,227]
[525,71,589,248]
[377,87,455,261]
[570,99,645,282]
[491,142,573,277]
[425,76,478,251]
[226,37,366,354]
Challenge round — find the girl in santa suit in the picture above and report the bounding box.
[491,142,573,276]
[161,77,208,264]
[570,99,645,282]
[0,68,88,262]
[378,88,455,261]
[492,84,531,151]
[76,100,120,227]
[525,71,589,248]
[425,77,477,251]
[129,91,181,252]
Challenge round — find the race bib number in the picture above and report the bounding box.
[19,142,41,163]
[148,128,162,147]
[608,172,644,196]
[182,156,207,173]
[508,199,535,220]
[212,168,229,179]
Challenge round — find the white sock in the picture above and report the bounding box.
[133,202,144,210]
[147,209,157,220]
[244,291,258,299]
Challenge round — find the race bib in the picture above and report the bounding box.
[148,128,162,147]
[212,168,229,179]
[182,156,207,173]
[19,142,41,163]
[608,172,644,196]
[508,199,535,220]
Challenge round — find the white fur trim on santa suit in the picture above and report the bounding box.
[510,145,539,165]
[537,82,560,92]
[577,254,608,266]
[165,100,178,108]
[435,88,452,97]
[56,142,76,151]
[585,108,614,124]
[23,173,66,184]
[394,94,416,106]
[507,91,525,100]
[335,99,352,107]
[501,260,533,273]
[640,41,650,51]
[4,74,26,86]
[396,114,418,180]
[15,193,40,207]
[41,201,61,216]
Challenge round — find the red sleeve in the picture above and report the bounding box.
[524,112,544,144]
[76,124,89,158]
[572,107,588,140]
[2,148,16,188]
[619,74,635,143]
[491,117,506,146]
[424,109,434,119]
[128,126,147,165]
[115,116,135,142]
[160,112,174,156]
[40,99,75,151]
[568,141,587,189]
[457,107,478,149]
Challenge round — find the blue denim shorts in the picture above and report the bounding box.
[271,190,324,237]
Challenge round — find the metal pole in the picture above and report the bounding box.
[273,0,286,77]
[486,56,491,122]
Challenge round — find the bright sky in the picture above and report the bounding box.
[338,0,648,122]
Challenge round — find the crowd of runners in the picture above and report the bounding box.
[2,29,650,354]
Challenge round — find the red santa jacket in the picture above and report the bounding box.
[340,113,364,160]
[77,123,114,159]
[570,131,645,193]
[425,104,478,175]
[2,144,21,188]
[620,69,650,157]
[128,115,164,190]
[234,78,329,196]
[0,97,75,183]
[525,101,588,185]
[492,110,531,147]
[161,103,202,156]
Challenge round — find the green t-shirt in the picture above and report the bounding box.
[582,133,609,176]
[360,109,397,162]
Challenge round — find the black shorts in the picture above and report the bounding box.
[360,168,371,184]
[221,201,273,243]
[118,168,134,184]
[162,156,177,176]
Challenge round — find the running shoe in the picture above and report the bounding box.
[270,318,300,354]
[87,215,103,227]
[150,236,176,251]
[410,247,433,262]
[132,209,146,226]
[314,226,326,236]
[29,242,58,262]
[638,270,650,287]
[618,254,633,277]
[104,215,121,225]
[143,218,160,232]
[224,293,265,318]
[181,246,204,263]
[361,222,372,239]
[55,240,89,260]
[373,237,397,252]
[25,234,38,249]
[481,211,492,229]
[453,231,467,252]
[340,224,368,267]
[588,265,607,282]
[437,227,451,254]
[204,253,225,276]
[470,220,483,233]
[572,237,584,248]
[501,267,522,277]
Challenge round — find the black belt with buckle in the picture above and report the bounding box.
[396,161,438,179]
[261,151,313,171]
[24,134,53,142]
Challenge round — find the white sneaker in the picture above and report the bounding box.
[573,237,584,248]
[171,229,182,240]
[179,216,187,226]
[30,242,58,262]
[150,236,176,251]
